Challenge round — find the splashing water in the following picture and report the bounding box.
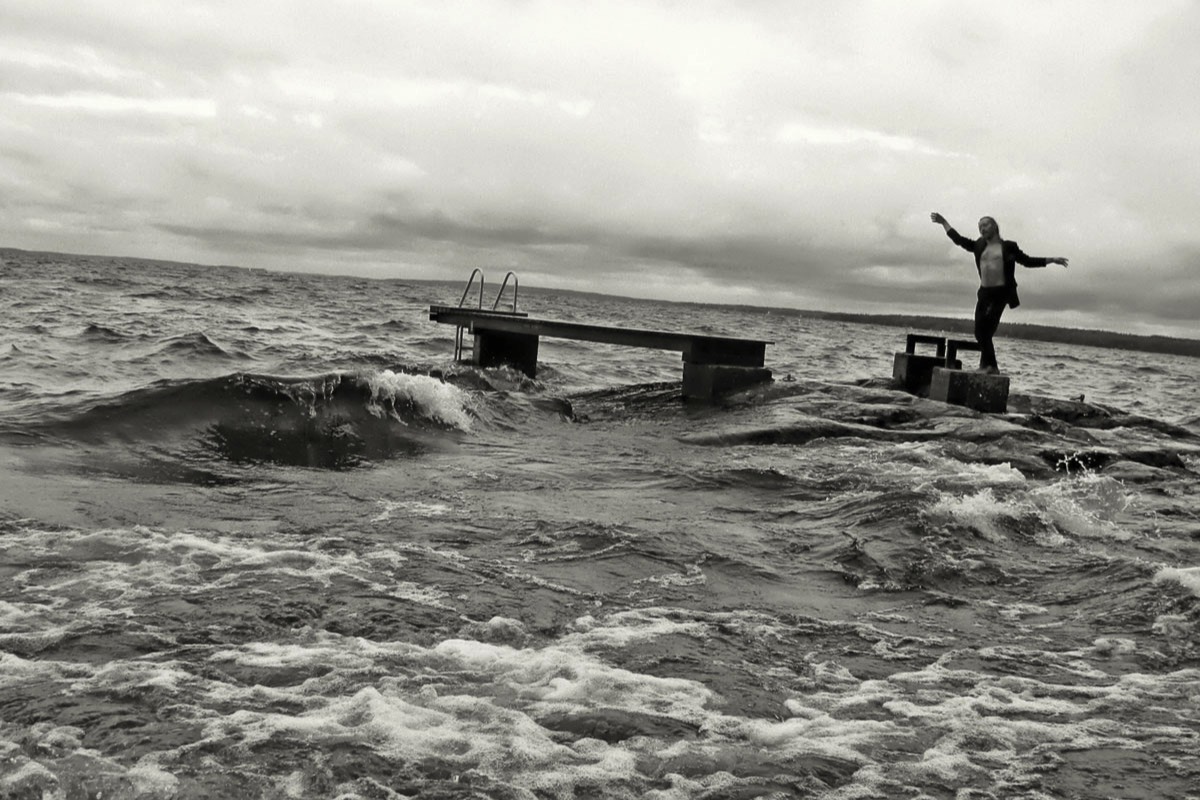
[365,369,474,430]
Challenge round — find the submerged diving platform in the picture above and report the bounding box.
[429,305,773,400]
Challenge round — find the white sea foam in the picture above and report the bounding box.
[740,713,890,763]
[0,524,465,665]
[126,763,180,797]
[459,615,530,646]
[916,454,1029,490]
[1084,637,1138,657]
[0,651,51,677]
[430,636,715,721]
[371,498,453,521]
[75,661,197,696]
[980,600,1049,620]
[0,760,58,794]
[827,443,1026,491]
[1154,565,1200,597]
[0,600,45,626]
[206,635,419,674]
[0,626,73,654]
[1151,613,1192,640]
[365,369,473,430]
[927,471,1142,546]
[6,594,1199,798]
[1029,473,1134,541]
[565,609,711,649]
[925,488,1022,541]
[277,771,305,799]
[635,563,707,588]
[772,656,1194,795]
[186,629,716,797]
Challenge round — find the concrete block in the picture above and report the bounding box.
[682,363,772,400]
[929,367,1009,413]
[893,352,960,396]
[473,331,539,377]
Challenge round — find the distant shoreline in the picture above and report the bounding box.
[725,306,1200,359]
[508,284,1200,360]
[4,245,1197,359]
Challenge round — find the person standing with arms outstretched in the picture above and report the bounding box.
[930,212,1069,374]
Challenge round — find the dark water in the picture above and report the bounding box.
[2,250,1199,799]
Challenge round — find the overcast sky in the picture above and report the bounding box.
[2,1,1197,336]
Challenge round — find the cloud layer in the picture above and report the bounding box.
[2,1,1197,335]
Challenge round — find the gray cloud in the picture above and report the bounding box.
[1,1,1197,336]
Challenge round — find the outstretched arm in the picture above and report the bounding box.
[931,211,976,253]
[1013,245,1069,269]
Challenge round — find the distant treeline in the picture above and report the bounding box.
[738,308,1200,359]
[485,284,1199,359]
[5,246,1196,358]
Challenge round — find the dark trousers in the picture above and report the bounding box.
[974,287,1009,370]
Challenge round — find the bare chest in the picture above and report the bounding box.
[979,241,1006,287]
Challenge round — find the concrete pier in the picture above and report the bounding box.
[429,305,773,400]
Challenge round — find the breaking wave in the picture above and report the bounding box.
[20,369,478,469]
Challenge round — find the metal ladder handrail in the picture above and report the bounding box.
[452,269,520,361]
[458,268,485,309]
[454,269,485,360]
[491,271,518,313]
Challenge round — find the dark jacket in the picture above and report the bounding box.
[946,228,1050,309]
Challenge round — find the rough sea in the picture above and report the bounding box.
[2,249,1198,800]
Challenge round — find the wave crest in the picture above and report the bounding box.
[22,369,476,469]
[365,370,473,431]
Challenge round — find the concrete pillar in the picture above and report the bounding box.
[472,331,539,377]
[929,367,1009,413]
[682,363,772,400]
[893,352,961,396]
[894,334,958,397]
